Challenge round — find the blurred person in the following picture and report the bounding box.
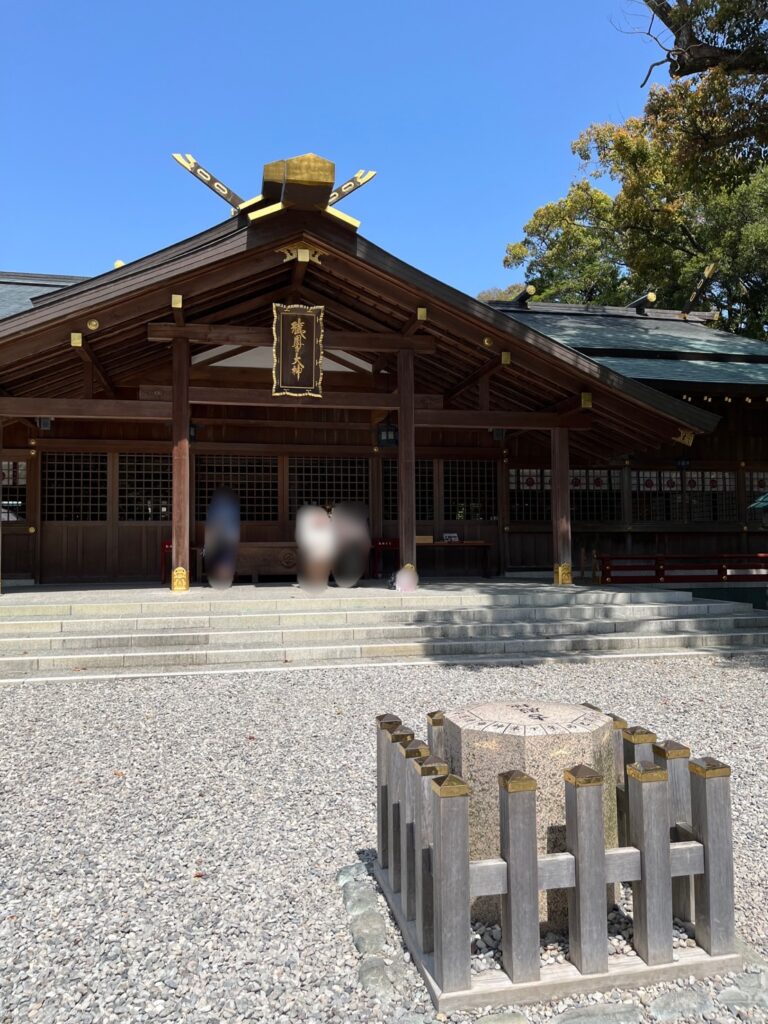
[296,505,336,594]
[203,487,240,589]
[394,563,419,593]
[331,503,370,588]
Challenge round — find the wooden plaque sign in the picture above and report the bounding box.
[272,303,324,398]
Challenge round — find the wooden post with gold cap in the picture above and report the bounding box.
[387,725,415,893]
[619,726,657,846]
[565,764,609,976]
[400,738,430,921]
[427,710,446,761]
[653,739,694,923]
[413,754,449,954]
[689,757,736,955]
[626,761,673,966]
[171,337,191,590]
[431,773,471,994]
[498,770,540,983]
[398,347,417,571]
[375,714,402,868]
[551,427,572,584]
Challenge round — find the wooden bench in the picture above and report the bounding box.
[195,542,298,583]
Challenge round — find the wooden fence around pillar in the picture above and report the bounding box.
[372,709,741,1011]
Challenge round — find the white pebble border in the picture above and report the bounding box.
[1,654,767,1024]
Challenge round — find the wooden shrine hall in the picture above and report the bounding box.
[0,153,717,588]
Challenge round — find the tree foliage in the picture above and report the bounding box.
[496,0,768,338]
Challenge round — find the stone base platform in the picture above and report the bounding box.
[374,862,742,1011]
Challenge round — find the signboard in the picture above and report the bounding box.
[272,303,324,398]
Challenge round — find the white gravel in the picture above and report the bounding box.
[1,654,767,1024]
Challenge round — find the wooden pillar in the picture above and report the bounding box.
[171,339,190,590]
[0,419,4,596]
[551,427,572,584]
[398,348,416,569]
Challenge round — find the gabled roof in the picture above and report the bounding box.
[491,301,768,387]
[0,207,718,459]
[0,271,87,319]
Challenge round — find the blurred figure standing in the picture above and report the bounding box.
[331,503,370,588]
[295,505,336,594]
[204,487,240,589]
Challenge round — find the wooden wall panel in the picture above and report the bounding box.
[40,524,110,582]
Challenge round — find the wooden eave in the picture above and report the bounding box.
[0,207,718,457]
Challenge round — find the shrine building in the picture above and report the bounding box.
[3,152,764,590]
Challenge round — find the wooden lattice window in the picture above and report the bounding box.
[41,453,108,522]
[195,456,278,521]
[0,460,27,522]
[570,469,622,523]
[631,471,683,523]
[683,471,737,522]
[382,459,434,521]
[509,468,551,522]
[288,457,369,518]
[118,454,172,521]
[443,460,497,521]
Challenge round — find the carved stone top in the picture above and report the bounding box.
[445,701,611,737]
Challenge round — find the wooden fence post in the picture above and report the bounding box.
[427,710,446,761]
[413,754,449,954]
[619,726,657,846]
[375,714,401,867]
[627,761,673,966]
[431,773,472,994]
[689,757,736,956]
[653,739,694,923]
[498,770,540,983]
[400,738,430,921]
[565,764,609,976]
[387,725,415,893]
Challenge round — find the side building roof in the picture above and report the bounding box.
[492,302,768,387]
[0,272,88,319]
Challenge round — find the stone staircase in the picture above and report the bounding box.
[1,582,768,679]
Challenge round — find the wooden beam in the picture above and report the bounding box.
[444,355,499,402]
[0,398,171,420]
[147,323,436,352]
[398,348,416,569]
[76,337,116,397]
[414,410,592,429]
[139,384,444,410]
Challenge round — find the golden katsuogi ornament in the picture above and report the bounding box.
[272,302,324,398]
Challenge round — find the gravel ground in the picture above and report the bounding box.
[1,654,767,1024]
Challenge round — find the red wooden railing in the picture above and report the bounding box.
[596,552,768,584]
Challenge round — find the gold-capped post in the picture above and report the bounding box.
[501,351,512,365]
[626,760,668,784]
[171,294,183,310]
[415,754,449,777]
[498,769,537,793]
[426,710,445,727]
[623,726,657,745]
[689,756,731,779]
[431,773,471,798]
[417,307,428,321]
[401,739,430,759]
[388,726,415,747]
[581,392,593,409]
[653,739,691,760]
[70,332,83,348]
[564,764,603,787]
[375,713,401,733]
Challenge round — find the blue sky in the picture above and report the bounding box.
[1,1,665,297]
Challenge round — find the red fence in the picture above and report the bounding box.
[596,552,768,584]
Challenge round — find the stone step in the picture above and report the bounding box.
[2,627,768,678]
[0,587,698,619]
[1,613,766,656]
[0,598,752,635]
